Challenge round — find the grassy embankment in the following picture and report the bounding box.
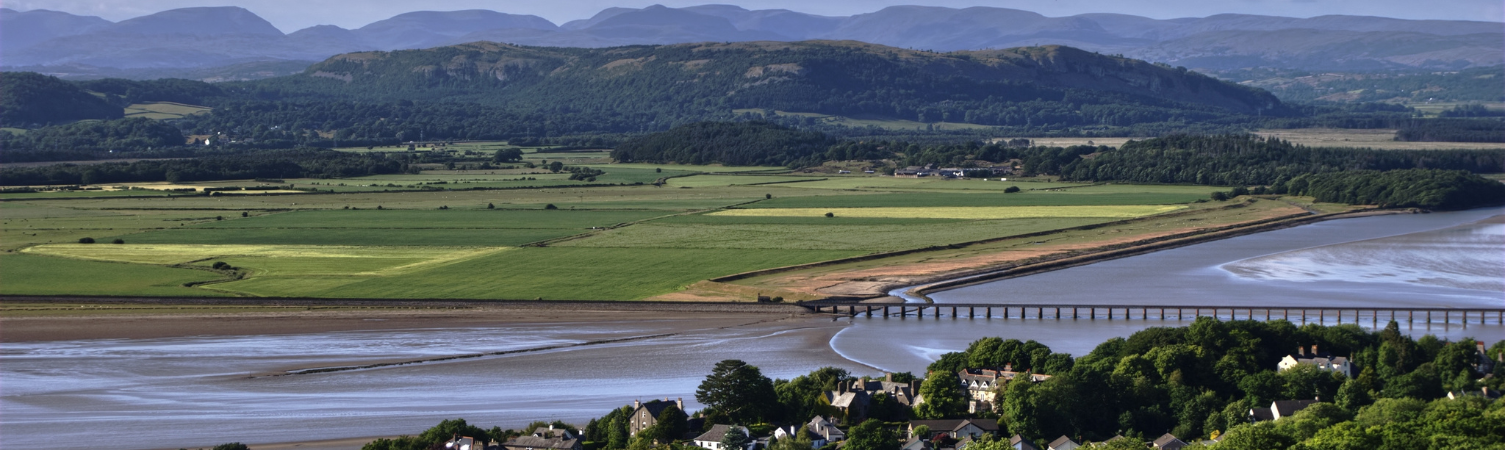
[2,164,1350,302]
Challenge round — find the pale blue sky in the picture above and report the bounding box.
[10,0,1504,33]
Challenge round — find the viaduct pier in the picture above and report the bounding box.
[804,303,1505,327]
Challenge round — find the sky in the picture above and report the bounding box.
[9,0,1504,33]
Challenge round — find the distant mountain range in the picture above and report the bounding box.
[3,5,1500,78]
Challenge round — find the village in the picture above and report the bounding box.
[433,338,1502,450]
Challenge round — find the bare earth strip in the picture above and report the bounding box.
[657,200,1342,301]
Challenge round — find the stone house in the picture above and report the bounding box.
[628,398,684,436]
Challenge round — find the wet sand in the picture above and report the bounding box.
[2,309,858,450]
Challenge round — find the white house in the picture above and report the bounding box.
[694,425,752,450]
[1277,345,1354,377]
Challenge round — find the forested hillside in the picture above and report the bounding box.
[0,72,121,126]
[243,41,1283,122]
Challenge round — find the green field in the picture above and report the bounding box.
[193,209,671,229]
[123,102,212,120]
[208,247,859,300]
[0,252,225,296]
[2,164,1224,300]
[558,216,1112,251]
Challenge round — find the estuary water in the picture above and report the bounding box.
[831,207,1505,373]
[3,208,1503,449]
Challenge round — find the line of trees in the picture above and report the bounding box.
[1395,118,1505,143]
[1281,169,1505,209]
[0,148,410,185]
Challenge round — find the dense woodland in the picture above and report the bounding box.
[613,122,836,166]
[0,118,186,162]
[0,72,122,127]
[368,320,1504,450]
[1284,169,1505,210]
[1057,134,1505,186]
[1394,118,1505,143]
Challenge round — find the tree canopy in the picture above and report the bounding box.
[696,359,779,425]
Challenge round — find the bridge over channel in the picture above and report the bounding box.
[803,303,1505,327]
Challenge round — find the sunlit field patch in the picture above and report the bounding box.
[708,205,1185,220]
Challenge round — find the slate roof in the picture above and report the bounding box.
[1046,436,1078,450]
[638,399,677,418]
[695,424,748,444]
[1249,407,1275,422]
[1271,400,1319,419]
[1008,434,1040,450]
[1151,433,1186,450]
[507,435,579,449]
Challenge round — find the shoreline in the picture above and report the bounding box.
[903,208,1409,300]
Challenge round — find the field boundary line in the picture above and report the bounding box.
[707,201,1266,283]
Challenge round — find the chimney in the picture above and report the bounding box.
[1004,363,1012,372]
[1312,345,1319,355]
[1296,346,1304,357]
[634,399,641,409]
[677,397,683,409]
[550,424,555,431]
[885,373,893,382]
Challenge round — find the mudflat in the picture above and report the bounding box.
[0,306,792,342]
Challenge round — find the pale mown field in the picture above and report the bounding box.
[1255,128,1505,150]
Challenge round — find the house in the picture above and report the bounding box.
[831,374,926,419]
[1008,434,1040,450]
[1447,387,1501,400]
[1046,436,1079,450]
[1474,341,1499,374]
[958,366,1053,412]
[907,419,999,440]
[694,424,753,450]
[1248,399,1320,422]
[628,398,684,436]
[1151,433,1187,450]
[901,438,935,450]
[1278,345,1354,377]
[847,374,923,406]
[806,416,846,443]
[502,426,583,450]
[446,436,482,450]
[773,424,828,449]
[827,384,871,419]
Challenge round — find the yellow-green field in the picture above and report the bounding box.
[123,102,212,120]
[709,205,1184,219]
